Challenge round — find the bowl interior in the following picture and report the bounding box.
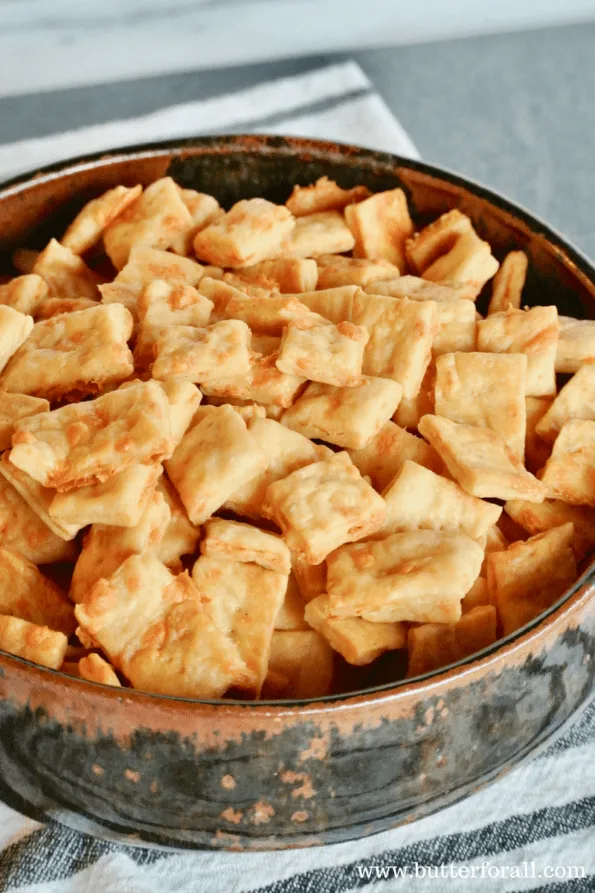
[1,133,595,703]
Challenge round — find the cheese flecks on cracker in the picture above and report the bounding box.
[285,211,355,257]
[0,473,75,563]
[305,594,406,666]
[78,652,121,687]
[62,184,143,255]
[0,392,49,451]
[236,258,318,294]
[194,198,295,268]
[0,546,75,635]
[276,320,368,387]
[344,188,413,272]
[0,274,47,316]
[33,239,102,298]
[348,420,443,492]
[152,320,251,383]
[201,519,291,574]
[0,615,68,670]
[0,452,81,540]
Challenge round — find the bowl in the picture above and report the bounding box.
[0,134,594,851]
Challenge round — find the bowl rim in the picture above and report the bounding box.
[1,132,594,709]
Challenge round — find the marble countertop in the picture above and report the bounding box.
[1,21,594,260]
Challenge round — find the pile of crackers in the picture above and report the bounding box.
[0,173,593,699]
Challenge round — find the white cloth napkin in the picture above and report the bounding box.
[0,60,593,893]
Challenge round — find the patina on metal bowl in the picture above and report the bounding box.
[0,135,594,851]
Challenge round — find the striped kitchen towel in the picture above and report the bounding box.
[0,59,593,893]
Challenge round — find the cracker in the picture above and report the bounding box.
[525,396,553,473]
[0,452,81,540]
[556,316,595,373]
[194,198,295,268]
[285,211,355,257]
[326,530,483,623]
[138,278,213,328]
[344,188,413,271]
[276,320,368,387]
[235,257,318,293]
[197,277,248,317]
[376,460,502,541]
[274,575,308,630]
[291,555,327,604]
[199,351,306,408]
[477,305,559,396]
[78,653,121,687]
[0,615,68,670]
[229,403,267,424]
[154,477,201,569]
[407,605,497,677]
[10,380,172,491]
[69,488,171,603]
[32,239,101,298]
[487,250,528,314]
[348,420,443,492]
[431,300,477,356]
[352,293,435,399]
[61,184,143,255]
[366,275,470,302]
[263,630,334,699]
[316,255,400,290]
[305,593,405,666]
[0,473,75,563]
[192,554,288,696]
[0,393,49,451]
[461,577,490,613]
[434,352,527,459]
[422,231,499,300]
[392,363,436,429]
[0,305,34,374]
[169,188,221,256]
[281,376,402,450]
[262,451,387,564]
[201,518,291,574]
[0,547,75,635]
[405,210,473,274]
[165,404,267,524]
[535,363,595,442]
[103,177,192,270]
[75,554,250,697]
[152,319,252,383]
[504,498,595,561]
[292,285,357,324]
[418,414,546,502]
[0,303,134,400]
[36,297,98,319]
[285,177,371,216]
[224,417,320,519]
[221,293,324,335]
[49,462,161,529]
[0,274,48,315]
[101,246,205,315]
[540,418,595,505]
[486,523,576,635]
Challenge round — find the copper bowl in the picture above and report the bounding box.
[0,135,594,851]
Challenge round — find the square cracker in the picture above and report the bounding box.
[0,305,34,374]
[487,523,576,635]
[525,396,553,473]
[234,258,318,293]
[103,177,192,270]
[221,293,324,335]
[138,279,213,328]
[155,477,201,569]
[420,230,499,300]
[0,274,47,316]
[418,414,546,502]
[276,321,368,387]
[152,319,251,383]
[366,275,470,302]
[285,177,370,217]
[0,615,68,670]
[315,255,400,290]
[376,460,502,541]
[348,420,443,492]
[61,184,143,255]
[0,452,80,540]
[305,593,405,666]
[434,352,527,460]
[0,392,49,451]
[201,519,291,574]
[487,250,528,315]
[535,363,595,443]
[194,198,295,268]
[224,417,320,519]
[49,462,161,529]
[165,404,267,525]
[431,300,477,356]
[263,630,334,699]
[281,376,402,450]
[192,554,288,696]
[352,293,435,399]
[405,210,473,274]
[10,379,172,491]
[0,303,134,400]
[407,605,498,677]
[32,239,102,298]
[285,211,355,257]
[169,188,221,256]
[69,488,171,603]
[262,451,387,564]
[292,286,357,324]
[199,351,306,408]
[0,473,75,564]
[0,547,75,635]
[75,554,250,697]
[540,418,595,505]
[344,188,413,271]
[326,530,483,623]
[504,498,595,561]
[477,305,559,396]
[556,316,595,373]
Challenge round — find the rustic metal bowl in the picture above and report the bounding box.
[0,135,594,851]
